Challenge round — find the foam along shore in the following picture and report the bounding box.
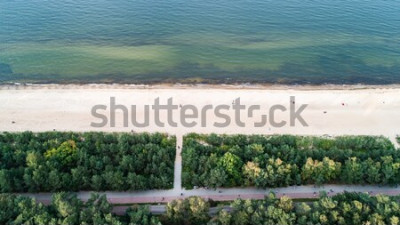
[0,84,399,145]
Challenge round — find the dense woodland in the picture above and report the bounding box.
[0,132,176,192]
[208,192,400,225]
[182,134,399,188]
[1,192,400,225]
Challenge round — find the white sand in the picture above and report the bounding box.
[0,85,399,145]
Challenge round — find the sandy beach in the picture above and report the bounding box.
[0,84,399,146]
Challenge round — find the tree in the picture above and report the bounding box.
[126,205,161,225]
[0,194,17,224]
[302,157,341,185]
[166,196,210,225]
[48,170,62,191]
[80,193,122,225]
[166,198,187,224]
[218,152,243,186]
[232,211,248,225]
[390,216,399,225]
[189,196,210,224]
[91,175,104,191]
[13,196,53,225]
[256,158,295,188]
[215,209,231,225]
[243,161,261,186]
[45,140,78,169]
[206,167,227,188]
[342,157,363,184]
[0,170,12,192]
[363,158,382,184]
[279,196,294,212]
[52,192,81,225]
[381,156,400,184]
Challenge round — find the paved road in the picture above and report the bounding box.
[112,205,167,216]
[173,134,183,191]
[21,184,400,206]
[112,205,232,216]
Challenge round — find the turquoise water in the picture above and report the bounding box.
[1,0,400,84]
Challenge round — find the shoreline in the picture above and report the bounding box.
[2,82,400,91]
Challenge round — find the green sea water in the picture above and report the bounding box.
[1,0,400,84]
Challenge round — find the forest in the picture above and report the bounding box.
[0,132,176,192]
[182,134,399,188]
[207,192,400,225]
[1,192,399,225]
